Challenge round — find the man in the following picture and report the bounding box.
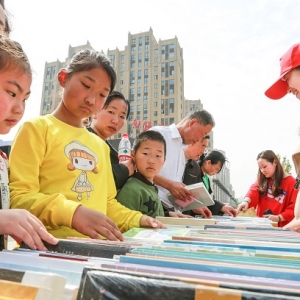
[151,110,215,212]
[183,138,237,218]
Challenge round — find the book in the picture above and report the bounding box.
[0,268,66,300]
[76,267,296,300]
[237,207,257,217]
[0,279,52,300]
[155,216,217,226]
[167,182,214,211]
[123,227,191,243]
[19,238,133,258]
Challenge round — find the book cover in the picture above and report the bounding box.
[123,227,191,243]
[0,279,52,300]
[167,182,214,211]
[155,216,217,226]
[76,267,296,300]
[0,268,66,300]
[20,238,132,258]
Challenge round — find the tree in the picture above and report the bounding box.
[277,154,292,174]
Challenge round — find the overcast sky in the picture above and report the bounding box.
[3,0,300,198]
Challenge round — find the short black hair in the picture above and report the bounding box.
[103,90,130,119]
[199,150,227,173]
[133,130,166,157]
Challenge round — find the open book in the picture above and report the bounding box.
[167,182,214,211]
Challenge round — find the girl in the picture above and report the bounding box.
[183,149,236,218]
[237,150,297,227]
[87,91,135,190]
[0,34,58,250]
[9,48,164,241]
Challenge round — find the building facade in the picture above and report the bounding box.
[212,150,236,207]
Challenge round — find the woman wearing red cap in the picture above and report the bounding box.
[265,44,300,232]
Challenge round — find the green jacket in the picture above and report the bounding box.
[116,172,164,218]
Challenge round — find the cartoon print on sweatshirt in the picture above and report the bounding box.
[65,141,98,200]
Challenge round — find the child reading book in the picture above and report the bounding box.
[116,131,166,218]
[9,48,164,240]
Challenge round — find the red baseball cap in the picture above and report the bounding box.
[265,43,300,100]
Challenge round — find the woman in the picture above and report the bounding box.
[237,150,297,227]
[87,91,134,190]
[265,43,300,231]
[183,149,236,218]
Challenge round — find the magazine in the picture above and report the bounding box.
[167,182,214,211]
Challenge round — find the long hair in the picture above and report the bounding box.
[256,150,283,197]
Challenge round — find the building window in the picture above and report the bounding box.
[154,57,158,63]
[170,61,175,75]
[169,79,174,94]
[154,83,158,89]
[154,102,157,107]
[120,71,124,77]
[169,43,175,57]
[154,92,158,98]
[143,104,148,110]
[46,67,51,79]
[169,98,174,103]
[131,55,136,68]
[144,77,148,84]
[154,75,158,80]
[144,86,148,93]
[121,63,124,68]
[154,66,158,71]
[120,80,123,85]
[131,46,136,53]
[155,49,158,54]
[154,111,157,116]
[144,95,148,101]
[121,55,125,60]
[109,55,115,63]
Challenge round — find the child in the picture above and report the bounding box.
[237,150,297,227]
[264,43,300,231]
[0,34,58,250]
[116,131,166,218]
[9,48,164,241]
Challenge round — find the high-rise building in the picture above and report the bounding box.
[212,150,236,206]
[40,28,199,139]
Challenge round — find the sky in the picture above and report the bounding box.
[3,0,300,198]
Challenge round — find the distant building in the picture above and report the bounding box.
[212,150,236,206]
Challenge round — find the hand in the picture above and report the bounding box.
[221,205,237,217]
[168,211,194,218]
[72,206,124,241]
[168,181,193,201]
[0,209,58,251]
[263,214,281,223]
[283,218,300,232]
[121,158,135,176]
[140,216,166,229]
[236,201,249,214]
[192,207,212,218]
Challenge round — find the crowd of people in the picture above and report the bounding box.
[1,0,300,251]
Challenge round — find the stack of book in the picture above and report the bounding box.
[1,216,300,299]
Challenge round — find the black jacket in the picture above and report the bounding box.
[87,127,129,190]
[182,159,224,216]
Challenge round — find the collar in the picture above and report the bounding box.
[133,172,158,192]
[169,123,182,140]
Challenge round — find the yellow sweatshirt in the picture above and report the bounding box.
[9,115,142,238]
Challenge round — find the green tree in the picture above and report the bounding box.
[277,154,292,174]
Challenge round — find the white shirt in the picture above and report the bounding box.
[150,124,187,208]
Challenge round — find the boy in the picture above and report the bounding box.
[116,131,166,218]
